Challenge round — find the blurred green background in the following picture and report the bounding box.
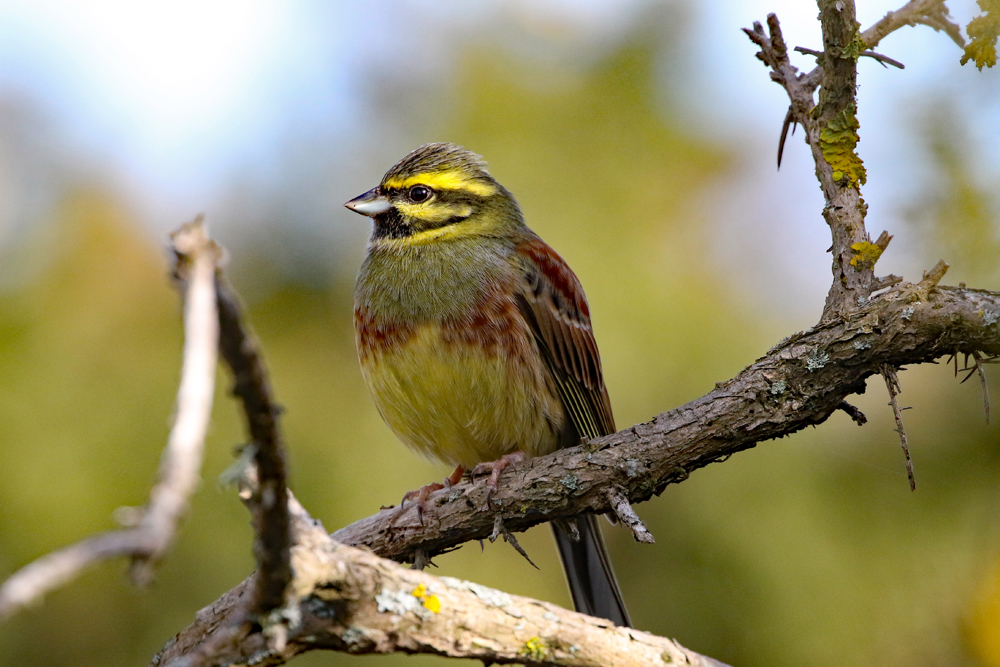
[1,2,999,666]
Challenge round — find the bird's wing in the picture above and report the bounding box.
[513,233,614,440]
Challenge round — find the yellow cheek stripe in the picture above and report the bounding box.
[383,171,497,197]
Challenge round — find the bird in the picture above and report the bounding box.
[345,142,630,627]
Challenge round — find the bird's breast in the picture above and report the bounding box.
[354,248,565,466]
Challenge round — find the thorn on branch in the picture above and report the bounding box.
[959,351,991,424]
[605,487,655,544]
[836,400,868,425]
[778,107,797,168]
[881,364,916,491]
[489,514,538,569]
[860,50,905,69]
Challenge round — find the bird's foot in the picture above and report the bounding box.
[471,451,526,506]
[400,465,465,525]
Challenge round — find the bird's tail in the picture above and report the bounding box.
[552,514,631,627]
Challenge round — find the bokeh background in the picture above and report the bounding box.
[0,1,999,666]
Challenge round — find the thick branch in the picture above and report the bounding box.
[154,497,727,667]
[0,219,220,620]
[324,278,1000,560]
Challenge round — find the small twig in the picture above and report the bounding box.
[958,352,991,424]
[881,364,916,491]
[975,352,991,424]
[873,274,903,291]
[836,400,869,425]
[605,487,655,544]
[410,549,431,571]
[794,46,824,58]
[860,50,905,69]
[0,218,220,620]
[917,260,950,295]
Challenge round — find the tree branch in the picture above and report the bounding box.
[744,1,963,320]
[153,495,728,667]
[0,218,221,619]
[215,273,293,621]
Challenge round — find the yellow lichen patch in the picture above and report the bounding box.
[849,241,884,267]
[411,583,441,613]
[384,171,497,197]
[961,0,999,70]
[820,104,867,189]
[519,636,548,660]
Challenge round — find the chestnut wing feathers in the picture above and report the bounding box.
[514,236,614,440]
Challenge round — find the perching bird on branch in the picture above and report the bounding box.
[345,142,630,627]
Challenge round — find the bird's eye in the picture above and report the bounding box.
[407,185,432,203]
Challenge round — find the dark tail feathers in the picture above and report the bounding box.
[552,514,631,627]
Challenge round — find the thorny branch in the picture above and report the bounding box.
[881,365,916,491]
[743,0,963,321]
[0,218,221,620]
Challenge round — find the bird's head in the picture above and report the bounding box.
[345,143,522,243]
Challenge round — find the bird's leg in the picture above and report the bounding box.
[400,465,465,525]
[471,451,526,506]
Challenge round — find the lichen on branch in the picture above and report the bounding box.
[819,103,867,188]
[962,0,1000,69]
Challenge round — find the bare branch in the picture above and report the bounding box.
[861,0,964,49]
[881,365,916,491]
[836,400,868,425]
[0,218,220,620]
[215,273,292,620]
[154,497,727,667]
[606,487,655,544]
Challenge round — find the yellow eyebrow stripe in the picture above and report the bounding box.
[383,172,497,197]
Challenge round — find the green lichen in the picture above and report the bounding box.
[842,30,867,60]
[820,104,867,188]
[962,0,1000,70]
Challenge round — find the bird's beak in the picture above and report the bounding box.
[345,188,392,217]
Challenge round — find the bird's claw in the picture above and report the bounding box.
[471,451,526,506]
